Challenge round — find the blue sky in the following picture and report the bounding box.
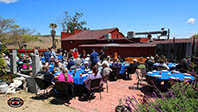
[0,0,198,38]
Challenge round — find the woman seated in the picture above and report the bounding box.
[81,61,90,73]
[101,61,112,82]
[81,66,102,99]
[54,68,74,83]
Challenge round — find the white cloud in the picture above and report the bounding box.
[0,0,17,4]
[187,18,195,24]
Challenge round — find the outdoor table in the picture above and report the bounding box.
[68,69,91,85]
[153,63,177,70]
[146,70,195,81]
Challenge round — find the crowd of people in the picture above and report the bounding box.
[1,47,198,102]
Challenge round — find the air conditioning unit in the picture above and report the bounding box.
[127,31,136,38]
[104,33,112,40]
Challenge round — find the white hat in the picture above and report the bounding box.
[133,59,137,62]
[84,61,89,64]
[102,61,109,67]
[97,62,102,66]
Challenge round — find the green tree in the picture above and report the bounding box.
[0,17,39,48]
[60,11,88,33]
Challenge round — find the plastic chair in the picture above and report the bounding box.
[34,77,52,95]
[88,78,102,101]
[136,68,147,89]
[54,81,75,102]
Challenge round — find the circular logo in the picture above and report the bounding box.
[7,97,24,108]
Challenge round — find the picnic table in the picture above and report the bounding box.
[146,70,195,81]
[68,69,92,85]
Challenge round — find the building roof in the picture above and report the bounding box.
[79,38,198,48]
[62,28,121,41]
[79,43,156,48]
[152,38,197,44]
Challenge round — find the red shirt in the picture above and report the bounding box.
[72,51,79,59]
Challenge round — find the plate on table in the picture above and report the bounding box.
[152,70,157,72]
[147,72,153,74]
[184,77,192,79]
[162,70,168,72]
[88,71,93,74]
[170,77,179,80]
[82,74,88,77]
[174,71,180,73]
[184,73,191,76]
[153,75,161,77]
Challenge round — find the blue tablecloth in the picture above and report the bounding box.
[68,69,90,85]
[146,71,194,81]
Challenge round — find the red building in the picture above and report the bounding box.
[61,28,155,57]
[61,28,198,59]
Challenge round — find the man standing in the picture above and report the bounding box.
[90,49,99,68]
[43,48,52,63]
[99,49,106,62]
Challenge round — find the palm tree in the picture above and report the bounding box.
[49,23,57,48]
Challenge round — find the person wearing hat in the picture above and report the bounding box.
[81,61,90,72]
[49,56,56,65]
[101,61,112,82]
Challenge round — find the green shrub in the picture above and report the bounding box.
[127,82,198,112]
[0,57,6,74]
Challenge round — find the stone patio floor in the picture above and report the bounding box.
[68,74,146,112]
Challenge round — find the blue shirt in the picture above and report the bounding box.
[90,52,99,64]
[43,51,51,61]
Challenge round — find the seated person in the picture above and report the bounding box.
[67,58,75,70]
[127,59,139,74]
[145,57,154,71]
[73,58,82,69]
[54,69,65,82]
[83,66,102,97]
[131,59,139,69]
[101,61,112,82]
[81,61,90,73]
[49,56,56,65]
[112,59,121,68]
[37,65,54,83]
[62,68,74,83]
[158,61,169,70]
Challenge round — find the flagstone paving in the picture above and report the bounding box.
[69,74,145,112]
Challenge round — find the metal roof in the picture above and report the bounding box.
[62,28,121,41]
